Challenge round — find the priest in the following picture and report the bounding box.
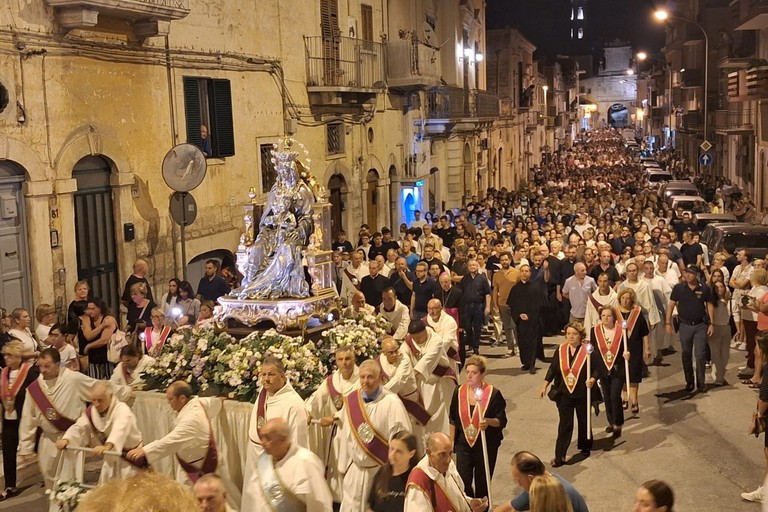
[583,272,619,333]
[506,264,545,373]
[425,298,460,374]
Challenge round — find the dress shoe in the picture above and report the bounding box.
[612,426,622,438]
[605,425,614,433]
[521,365,530,371]
[551,459,565,468]
[684,384,695,392]
[528,367,537,375]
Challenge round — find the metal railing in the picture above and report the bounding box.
[387,39,441,83]
[472,89,500,118]
[712,109,755,129]
[304,36,384,89]
[425,87,499,119]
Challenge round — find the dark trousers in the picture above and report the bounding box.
[745,319,758,369]
[555,394,592,462]
[2,418,20,488]
[455,439,499,499]
[461,303,485,350]
[518,321,539,369]
[679,322,708,386]
[601,376,625,427]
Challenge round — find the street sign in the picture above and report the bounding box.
[699,152,713,166]
[700,140,712,152]
[415,180,424,186]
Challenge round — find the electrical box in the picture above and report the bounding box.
[124,223,135,242]
[0,194,17,219]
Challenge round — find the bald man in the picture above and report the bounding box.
[337,359,411,512]
[343,291,375,318]
[378,337,426,450]
[404,432,488,512]
[250,418,333,512]
[57,381,143,483]
[561,262,597,324]
[425,298,460,374]
[121,258,153,307]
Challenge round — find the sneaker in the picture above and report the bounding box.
[738,342,748,351]
[505,349,515,358]
[741,486,763,502]
[731,339,740,349]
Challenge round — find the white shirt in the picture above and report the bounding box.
[58,344,78,369]
[9,327,37,354]
[379,300,410,340]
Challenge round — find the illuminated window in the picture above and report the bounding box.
[577,7,584,20]
[578,28,584,39]
[571,8,574,20]
[571,28,574,39]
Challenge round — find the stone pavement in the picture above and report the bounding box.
[2,334,765,511]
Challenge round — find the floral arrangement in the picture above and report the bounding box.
[50,480,90,512]
[212,329,325,401]
[320,318,383,366]
[143,326,232,394]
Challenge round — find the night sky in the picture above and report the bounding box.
[486,0,667,61]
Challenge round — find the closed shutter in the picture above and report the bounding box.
[209,79,235,157]
[320,0,339,37]
[361,4,373,42]
[183,77,202,147]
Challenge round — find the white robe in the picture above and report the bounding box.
[18,369,130,494]
[62,396,143,483]
[305,369,360,502]
[337,388,411,512]
[404,456,473,512]
[378,352,424,451]
[645,275,673,354]
[109,355,155,390]
[619,279,661,327]
[425,311,459,376]
[340,262,369,306]
[241,382,309,512]
[402,330,456,435]
[583,288,618,333]
[250,444,333,512]
[379,300,410,340]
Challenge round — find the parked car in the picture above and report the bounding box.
[709,225,768,260]
[700,221,748,250]
[660,181,698,198]
[668,195,708,214]
[692,213,738,232]
[647,170,674,185]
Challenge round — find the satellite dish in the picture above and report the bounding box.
[422,22,437,46]
[161,144,207,192]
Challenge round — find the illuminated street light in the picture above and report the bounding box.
[626,69,634,75]
[637,51,647,61]
[654,10,669,21]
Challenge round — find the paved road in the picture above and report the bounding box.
[3,334,765,511]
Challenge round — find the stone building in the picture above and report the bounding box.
[0,0,499,313]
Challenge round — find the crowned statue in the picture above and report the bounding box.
[236,139,316,300]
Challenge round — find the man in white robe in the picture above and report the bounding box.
[342,291,375,318]
[404,432,488,512]
[109,345,155,390]
[337,360,411,512]
[379,287,410,340]
[643,260,673,362]
[340,251,370,306]
[425,298,460,376]
[194,474,237,512]
[306,346,359,503]
[126,381,241,508]
[57,381,143,483]
[618,261,661,327]
[583,273,619,333]
[401,320,456,435]
[250,418,333,511]
[18,348,131,506]
[378,338,426,451]
[241,357,309,511]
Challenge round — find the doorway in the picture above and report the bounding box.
[0,162,31,311]
[328,173,348,240]
[366,169,379,230]
[73,156,120,316]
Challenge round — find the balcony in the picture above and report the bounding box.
[304,36,385,109]
[680,68,703,88]
[677,111,703,133]
[713,109,755,133]
[422,86,499,135]
[45,0,190,38]
[727,65,768,101]
[736,0,768,30]
[387,40,441,90]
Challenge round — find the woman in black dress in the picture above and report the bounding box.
[367,431,418,512]
[540,322,596,467]
[591,305,629,438]
[450,355,507,498]
[79,297,119,379]
[616,288,651,414]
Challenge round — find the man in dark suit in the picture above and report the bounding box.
[508,264,545,374]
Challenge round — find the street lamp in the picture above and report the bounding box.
[654,8,709,171]
[542,84,548,116]
[637,51,647,61]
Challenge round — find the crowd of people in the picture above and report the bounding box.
[4,127,764,511]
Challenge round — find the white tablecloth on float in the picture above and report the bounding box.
[132,391,253,491]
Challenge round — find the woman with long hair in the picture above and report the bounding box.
[159,278,181,315]
[709,281,732,387]
[539,323,595,467]
[367,431,418,512]
[530,474,573,512]
[7,308,37,360]
[616,288,651,414]
[171,281,200,327]
[450,355,507,497]
[634,480,674,512]
[79,297,119,379]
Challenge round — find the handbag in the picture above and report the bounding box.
[749,411,767,438]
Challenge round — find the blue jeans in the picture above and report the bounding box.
[461,303,485,351]
[679,322,708,387]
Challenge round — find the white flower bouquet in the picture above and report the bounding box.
[50,480,90,512]
[320,319,382,367]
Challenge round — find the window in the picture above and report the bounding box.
[260,144,277,192]
[361,4,373,42]
[577,7,584,20]
[183,77,235,158]
[578,28,584,39]
[327,122,344,155]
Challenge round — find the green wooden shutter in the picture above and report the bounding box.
[183,77,202,148]
[209,79,235,157]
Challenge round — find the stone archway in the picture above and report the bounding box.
[388,165,399,232]
[328,173,348,240]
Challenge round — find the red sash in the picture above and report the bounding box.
[376,357,431,426]
[27,380,76,432]
[344,390,388,466]
[256,388,268,435]
[344,268,361,289]
[404,335,457,382]
[176,425,218,484]
[406,466,460,511]
[1,363,31,414]
[594,323,623,371]
[558,344,588,394]
[458,383,492,447]
[326,375,343,411]
[619,306,642,335]
[145,326,171,354]
[84,406,149,470]
[424,313,461,363]
[588,293,604,312]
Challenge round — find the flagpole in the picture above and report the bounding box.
[475,387,493,509]
[585,342,593,439]
[622,321,631,395]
